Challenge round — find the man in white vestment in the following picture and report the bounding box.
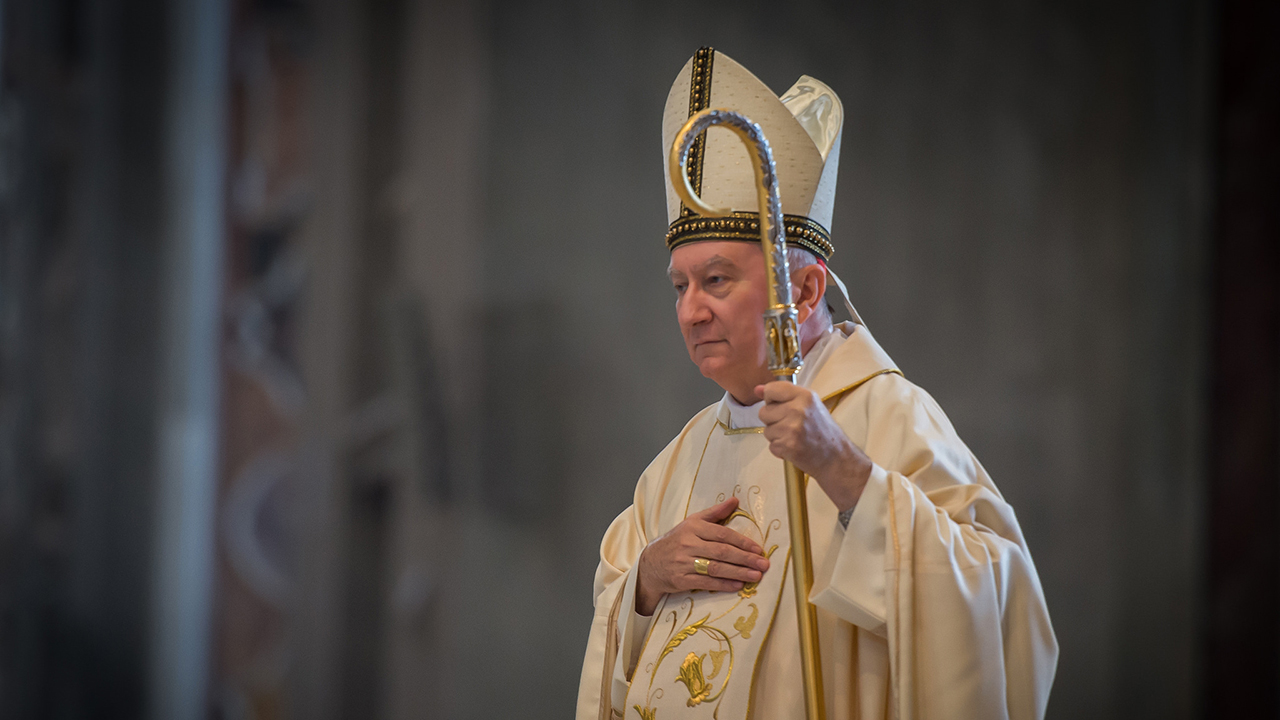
[576,47,1058,720]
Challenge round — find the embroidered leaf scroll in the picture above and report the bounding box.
[733,603,759,639]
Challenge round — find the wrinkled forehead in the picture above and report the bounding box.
[667,241,763,277]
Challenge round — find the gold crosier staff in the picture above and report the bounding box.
[669,109,826,720]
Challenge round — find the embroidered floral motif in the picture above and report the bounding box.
[677,652,712,706]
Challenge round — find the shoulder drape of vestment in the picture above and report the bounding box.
[576,324,1058,720]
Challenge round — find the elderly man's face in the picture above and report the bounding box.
[668,241,773,396]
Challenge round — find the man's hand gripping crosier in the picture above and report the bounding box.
[755,381,875,514]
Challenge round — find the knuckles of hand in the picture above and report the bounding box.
[641,515,766,596]
[768,440,794,457]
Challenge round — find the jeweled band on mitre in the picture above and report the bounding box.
[666,210,834,262]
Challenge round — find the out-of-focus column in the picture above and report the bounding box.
[146,0,230,718]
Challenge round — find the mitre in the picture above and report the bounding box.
[662,46,864,324]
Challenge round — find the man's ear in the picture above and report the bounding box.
[794,264,827,324]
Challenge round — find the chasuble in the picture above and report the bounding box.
[575,323,1058,720]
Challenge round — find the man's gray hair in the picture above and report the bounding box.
[787,247,833,326]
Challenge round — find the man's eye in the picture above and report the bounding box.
[706,275,724,285]
[673,283,687,294]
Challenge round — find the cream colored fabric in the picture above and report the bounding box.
[779,77,843,160]
[661,50,843,232]
[575,323,1058,719]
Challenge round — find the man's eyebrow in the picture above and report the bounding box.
[668,254,738,281]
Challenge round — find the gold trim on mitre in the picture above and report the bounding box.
[679,46,715,220]
[666,211,834,261]
[662,48,844,259]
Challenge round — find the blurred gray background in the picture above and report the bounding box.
[2,0,1277,719]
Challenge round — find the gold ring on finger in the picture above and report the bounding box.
[693,557,711,575]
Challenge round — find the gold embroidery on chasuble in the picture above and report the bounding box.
[625,423,792,720]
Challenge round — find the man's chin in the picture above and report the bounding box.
[693,357,733,383]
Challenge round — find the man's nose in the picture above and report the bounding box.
[678,287,713,327]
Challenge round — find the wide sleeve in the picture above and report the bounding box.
[574,503,649,720]
[809,373,1058,720]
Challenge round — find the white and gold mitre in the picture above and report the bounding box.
[663,46,844,261]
